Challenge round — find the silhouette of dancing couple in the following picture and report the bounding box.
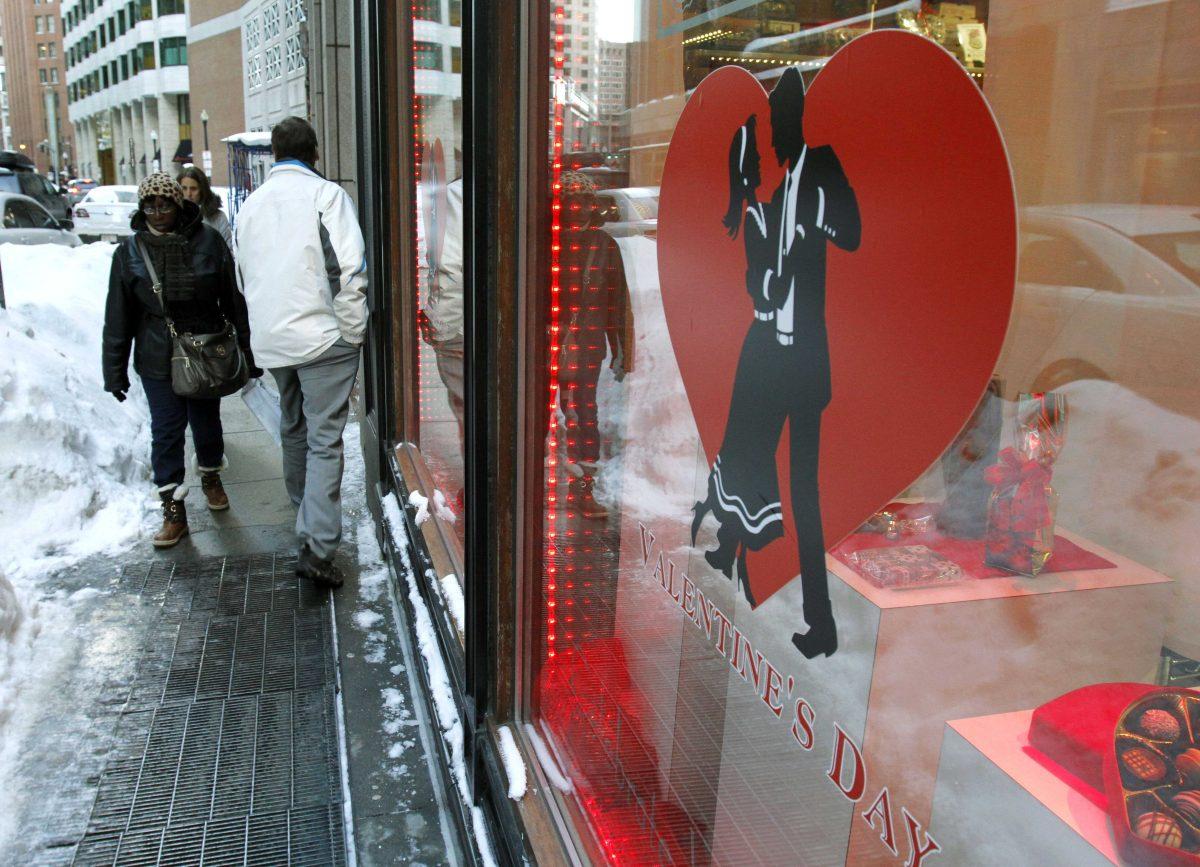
[691,67,861,659]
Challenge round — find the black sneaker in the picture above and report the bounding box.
[296,544,345,588]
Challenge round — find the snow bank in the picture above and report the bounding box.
[0,243,152,579]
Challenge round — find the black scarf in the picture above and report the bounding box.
[138,222,223,334]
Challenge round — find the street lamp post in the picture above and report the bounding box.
[199,110,212,174]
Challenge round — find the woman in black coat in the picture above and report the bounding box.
[102,172,260,547]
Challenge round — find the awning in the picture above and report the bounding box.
[172,139,192,163]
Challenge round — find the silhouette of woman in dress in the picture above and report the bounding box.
[691,115,786,607]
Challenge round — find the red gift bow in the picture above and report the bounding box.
[985,447,1054,532]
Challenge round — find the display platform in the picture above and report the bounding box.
[836,528,1172,864]
[930,709,1118,865]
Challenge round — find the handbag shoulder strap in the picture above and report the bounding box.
[136,238,178,338]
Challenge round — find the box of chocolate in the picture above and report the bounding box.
[1104,689,1200,865]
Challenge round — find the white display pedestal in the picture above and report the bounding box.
[930,710,1118,865]
[834,528,1171,864]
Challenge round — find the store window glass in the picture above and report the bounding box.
[404,2,467,565]
[525,1,1200,864]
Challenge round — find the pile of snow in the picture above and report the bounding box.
[0,242,152,580]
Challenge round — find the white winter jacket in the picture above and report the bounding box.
[234,161,368,369]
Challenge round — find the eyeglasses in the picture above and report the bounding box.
[141,203,177,215]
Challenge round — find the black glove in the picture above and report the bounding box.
[111,389,127,403]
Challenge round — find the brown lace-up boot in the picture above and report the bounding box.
[153,485,189,548]
[199,469,230,511]
[569,476,608,520]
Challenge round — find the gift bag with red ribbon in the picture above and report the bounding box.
[983,392,1067,576]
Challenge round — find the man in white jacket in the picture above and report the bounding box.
[235,117,367,587]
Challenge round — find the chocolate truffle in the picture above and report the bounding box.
[1172,790,1200,827]
[1178,749,1200,787]
[1139,709,1182,741]
[1123,746,1168,783]
[1135,811,1183,848]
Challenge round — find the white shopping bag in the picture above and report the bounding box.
[241,377,281,444]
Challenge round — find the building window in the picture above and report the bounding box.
[284,0,305,29]
[51,68,59,84]
[247,53,262,88]
[118,9,125,33]
[48,14,56,32]
[176,93,190,139]
[120,55,128,79]
[451,45,461,73]
[50,43,57,58]
[36,16,45,33]
[264,43,282,80]
[100,24,106,47]
[138,40,155,69]
[285,33,304,73]
[263,3,280,40]
[159,36,186,66]
[101,66,108,88]
[244,16,260,50]
[414,41,443,70]
[107,17,114,40]
[158,0,184,14]
[138,0,151,21]
[40,69,48,83]
[38,43,49,58]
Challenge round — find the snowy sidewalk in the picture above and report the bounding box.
[0,389,455,865]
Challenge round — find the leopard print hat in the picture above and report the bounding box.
[137,172,184,207]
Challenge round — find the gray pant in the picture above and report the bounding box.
[431,335,466,448]
[270,340,360,560]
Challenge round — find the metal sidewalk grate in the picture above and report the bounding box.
[66,554,347,867]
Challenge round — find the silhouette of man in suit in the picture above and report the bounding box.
[766,67,861,658]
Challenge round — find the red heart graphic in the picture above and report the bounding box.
[658,31,1017,607]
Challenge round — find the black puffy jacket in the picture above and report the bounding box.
[102,200,255,392]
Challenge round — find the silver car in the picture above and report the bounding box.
[997,204,1200,420]
[72,185,140,243]
[0,193,82,247]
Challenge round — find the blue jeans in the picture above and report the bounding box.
[140,376,224,488]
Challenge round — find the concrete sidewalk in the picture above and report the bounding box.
[2,393,455,866]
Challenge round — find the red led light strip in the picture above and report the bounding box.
[411,3,428,424]
[545,4,568,662]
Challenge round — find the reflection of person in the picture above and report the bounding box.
[178,166,233,250]
[235,117,367,588]
[559,171,635,519]
[426,176,466,450]
[693,68,860,660]
[102,173,258,547]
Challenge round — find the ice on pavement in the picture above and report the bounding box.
[382,492,497,867]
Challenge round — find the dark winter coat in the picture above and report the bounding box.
[102,200,255,393]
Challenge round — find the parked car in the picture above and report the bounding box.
[997,204,1200,420]
[66,177,98,205]
[0,193,82,247]
[72,185,140,242]
[0,166,72,224]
